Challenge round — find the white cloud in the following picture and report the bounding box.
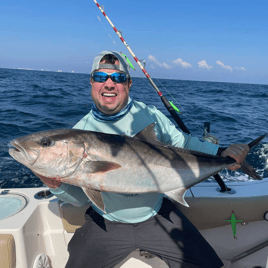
[197,60,213,70]
[216,61,233,71]
[234,66,246,71]
[148,55,172,69]
[172,58,192,69]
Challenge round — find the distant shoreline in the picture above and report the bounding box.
[0,67,267,86]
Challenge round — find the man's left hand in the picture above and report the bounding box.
[221,144,249,171]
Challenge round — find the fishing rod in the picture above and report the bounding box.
[93,0,230,192]
[93,0,190,134]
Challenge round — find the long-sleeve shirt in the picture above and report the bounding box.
[50,100,219,223]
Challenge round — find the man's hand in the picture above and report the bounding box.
[221,144,249,171]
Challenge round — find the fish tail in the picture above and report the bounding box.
[240,133,267,180]
[248,133,267,149]
[240,161,262,180]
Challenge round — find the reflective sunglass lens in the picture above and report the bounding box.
[92,73,107,82]
[113,73,127,83]
[92,72,127,83]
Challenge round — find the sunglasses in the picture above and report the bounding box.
[91,71,128,83]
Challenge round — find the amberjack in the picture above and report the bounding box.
[9,123,266,212]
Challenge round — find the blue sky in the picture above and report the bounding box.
[1,0,268,84]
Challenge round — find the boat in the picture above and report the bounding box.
[1,178,268,268]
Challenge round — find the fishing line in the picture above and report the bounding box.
[93,0,232,192]
[93,1,205,137]
[132,64,206,136]
[144,69,205,135]
[93,1,177,100]
[142,61,209,135]
[93,0,199,197]
[94,9,118,48]
[94,11,159,103]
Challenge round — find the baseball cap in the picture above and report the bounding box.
[91,51,131,77]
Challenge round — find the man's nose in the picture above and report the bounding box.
[104,77,115,88]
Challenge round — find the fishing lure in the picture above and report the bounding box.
[169,101,181,113]
[225,210,242,239]
[120,52,135,70]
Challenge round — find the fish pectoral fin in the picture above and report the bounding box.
[82,187,106,213]
[240,161,262,180]
[84,161,121,174]
[165,188,189,207]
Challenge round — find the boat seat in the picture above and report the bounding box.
[60,194,268,233]
[60,202,88,233]
[0,234,16,268]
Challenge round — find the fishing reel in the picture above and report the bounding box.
[203,122,219,145]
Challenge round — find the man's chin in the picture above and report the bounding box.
[98,105,119,115]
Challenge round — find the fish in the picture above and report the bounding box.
[9,123,267,213]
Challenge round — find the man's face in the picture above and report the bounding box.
[90,60,132,115]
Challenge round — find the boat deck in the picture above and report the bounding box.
[1,179,268,268]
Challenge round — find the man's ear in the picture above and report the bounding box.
[90,78,93,85]
[128,79,132,88]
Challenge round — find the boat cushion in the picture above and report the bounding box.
[60,203,89,233]
[0,234,16,268]
[176,195,268,230]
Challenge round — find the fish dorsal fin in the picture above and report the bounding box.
[82,187,106,213]
[165,188,189,207]
[133,123,161,145]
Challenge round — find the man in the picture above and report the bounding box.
[42,51,249,267]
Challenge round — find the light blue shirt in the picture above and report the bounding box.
[50,100,219,223]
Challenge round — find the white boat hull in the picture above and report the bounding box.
[1,179,268,268]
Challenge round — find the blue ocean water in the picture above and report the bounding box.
[0,68,267,189]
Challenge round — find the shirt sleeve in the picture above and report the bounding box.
[148,105,219,155]
[49,183,91,207]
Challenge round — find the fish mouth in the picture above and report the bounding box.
[9,140,39,166]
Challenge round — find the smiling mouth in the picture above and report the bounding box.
[102,93,117,97]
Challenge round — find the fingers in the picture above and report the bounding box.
[221,143,249,164]
[228,164,241,171]
[229,144,248,163]
[221,143,249,171]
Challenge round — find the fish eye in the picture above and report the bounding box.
[40,137,52,147]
